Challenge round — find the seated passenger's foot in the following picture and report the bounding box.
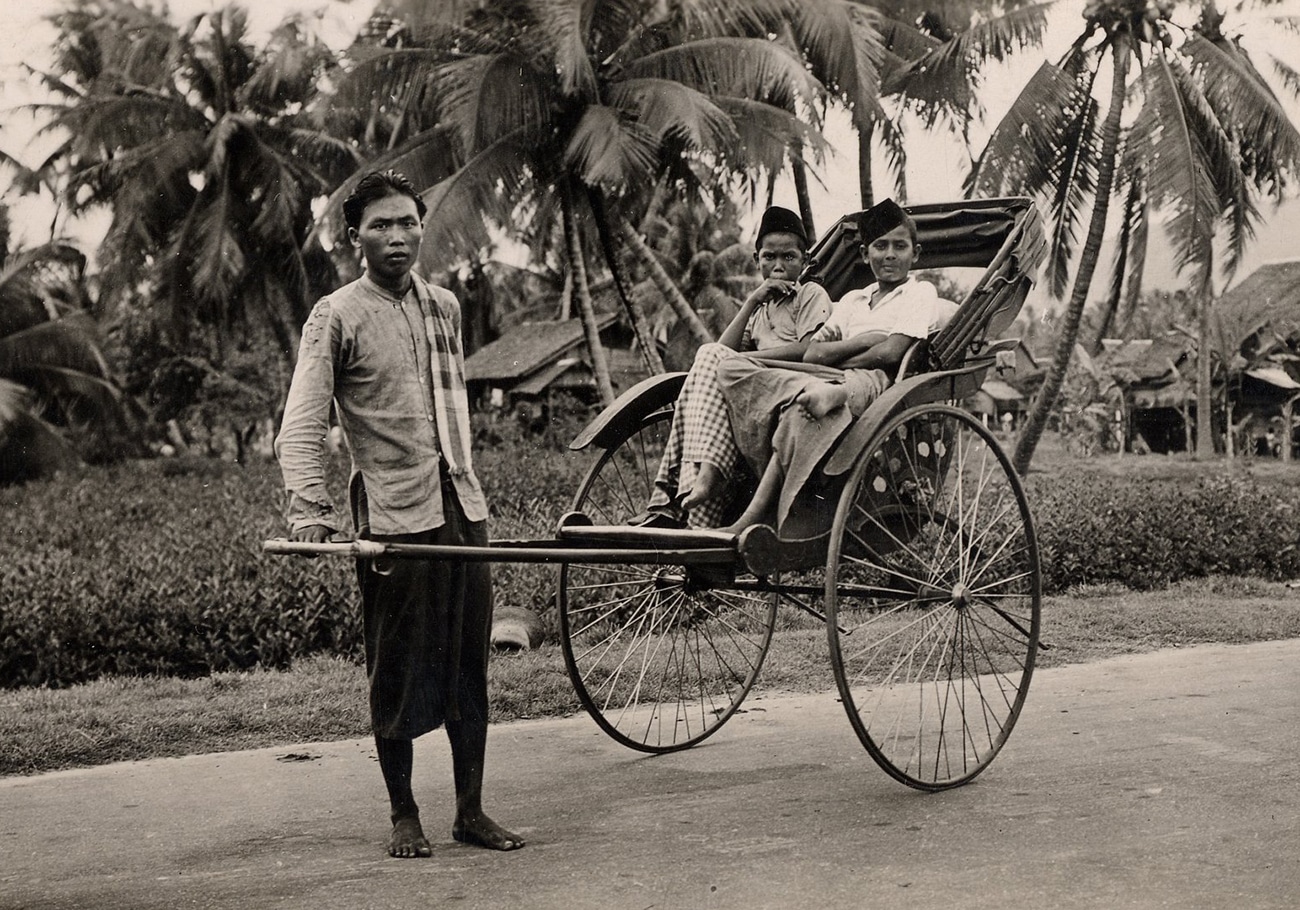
[453,812,525,851]
[681,462,727,511]
[388,815,432,858]
[628,509,685,529]
[795,382,848,421]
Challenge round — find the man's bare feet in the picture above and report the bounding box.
[452,812,525,851]
[795,381,848,420]
[388,815,432,858]
[681,461,727,511]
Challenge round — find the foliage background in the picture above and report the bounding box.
[5,432,1300,690]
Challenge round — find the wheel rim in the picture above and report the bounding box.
[826,404,1040,789]
[559,410,776,753]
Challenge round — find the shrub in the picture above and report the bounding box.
[1,434,595,688]
[1027,473,1300,592]
[5,443,1300,689]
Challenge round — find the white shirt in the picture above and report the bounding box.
[811,277,957,344]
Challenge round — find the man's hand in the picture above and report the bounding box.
[752,277,796,304]
[290,524,333,545]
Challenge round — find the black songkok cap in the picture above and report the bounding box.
[858,198,908,245]
[755,206,808,250]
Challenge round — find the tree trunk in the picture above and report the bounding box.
[858,119,875,209]
[1283,395,1298,463]
[616,214,712,346]
[1195,287,1215,458]
[1013,34,1131,476]
[792,154,817,241]
[559,268,573,321]
[586,191,666,375]
[562,194,616,406]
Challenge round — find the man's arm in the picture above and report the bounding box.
[834,333,916,372]
[274,301,342,542]
[802,330,891,366]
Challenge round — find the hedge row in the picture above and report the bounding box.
[4,445,1299,689]
[1,431,583,690]
[1027,473,1300,592]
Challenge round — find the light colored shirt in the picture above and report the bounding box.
[741,282,833,350]
[275,273,488,536]
[811,277,957,344]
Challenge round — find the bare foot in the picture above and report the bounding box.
[388,815,432,858]
[681,462,727,511]
[453,812,525,851]
[795,381,847,420]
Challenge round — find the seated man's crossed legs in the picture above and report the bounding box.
[647,343,747,528]
[717,354,889,535]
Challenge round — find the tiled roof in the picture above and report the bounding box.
[464,316,618,382]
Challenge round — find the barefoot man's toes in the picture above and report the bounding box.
[388,816,433,858]
[453,813,526,851]
[795,382,847,421]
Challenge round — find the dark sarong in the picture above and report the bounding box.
[352,475,493,740]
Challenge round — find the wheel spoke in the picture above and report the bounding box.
[826,404,1040,790]
[559,408,776,753]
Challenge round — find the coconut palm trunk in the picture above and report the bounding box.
[1013,33,1131,476]
[1196,287,1214,457]
[615,214,712,346]
[858,121,875,209]
[792,154,817,240]
[587,192,665,375]
[562,194,616,406]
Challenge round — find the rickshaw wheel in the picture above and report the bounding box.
[825,403,1041,790]
[558,408,778,753]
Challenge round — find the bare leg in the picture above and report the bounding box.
[447,718,525,851]
[794,381,848,421]
[680,461,727,511]
[376,735,432,858]
[721,454,783,535]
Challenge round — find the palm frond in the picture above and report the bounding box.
[564,105,659,192]
[417,129,540,273]
[711,97,828,181]
[605,78,735,152]
[967,57,1098,298]
[432,53,557,153]
[1155,53,1256,279]
[0,378,31,433]
[887,1,1054,122]
[529,0,597,98]
[1182,32,1300,188]
[785,1,886,128]
[313,124,467,242]
[0,312,109,379]
[1104,177,1147,336]
[1136,55,1218,291]
[625,37,823,114]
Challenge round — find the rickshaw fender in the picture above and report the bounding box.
[568,371,688,452]
[823,364,990,476]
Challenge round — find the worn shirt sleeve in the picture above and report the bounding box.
[274,298,344,533]
[792,283,833,339]
[810,287,867,343]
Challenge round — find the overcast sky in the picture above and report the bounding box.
[2,0,1299,297]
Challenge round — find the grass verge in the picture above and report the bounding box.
[3,575,1298,777]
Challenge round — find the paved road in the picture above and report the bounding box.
[3,640,1299,910]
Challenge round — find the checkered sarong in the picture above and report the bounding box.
[651,343,744,528]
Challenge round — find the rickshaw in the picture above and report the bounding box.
[266,196,1047,793]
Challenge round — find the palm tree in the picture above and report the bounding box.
[327,0,824,386]
[30,0,358,372]
[864,2,1055,205]
[968,0,1300,472]
[0,208,136,481]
